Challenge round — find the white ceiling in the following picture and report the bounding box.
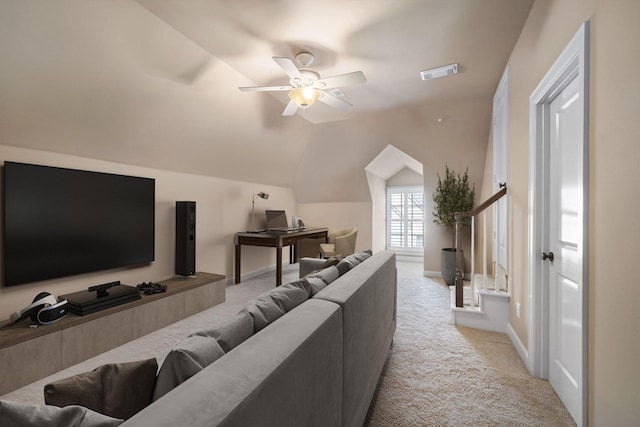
[0,0,534,189]
[135,0,534,124]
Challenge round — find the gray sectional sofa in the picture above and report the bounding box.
[128,249,396,427]
[0,250,396,427]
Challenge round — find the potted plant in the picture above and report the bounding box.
[432,165,475,285]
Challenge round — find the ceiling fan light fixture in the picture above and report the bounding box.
[288,87,320,109]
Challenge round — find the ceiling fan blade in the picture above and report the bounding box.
[318,91,353,111]
[273,57,303,80]
[316,71,367,89]
[282,100,299,116]
[239,85,292,92]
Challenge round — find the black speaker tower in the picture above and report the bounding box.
[175,201,196,277]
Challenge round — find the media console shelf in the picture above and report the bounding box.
[0,272,225,396]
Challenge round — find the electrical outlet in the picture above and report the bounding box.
[516,302,521,319]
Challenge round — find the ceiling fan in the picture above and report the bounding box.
[239,51,367,116]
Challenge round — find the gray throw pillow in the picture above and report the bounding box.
[287,278,312,295]
[190,311,254,352]
[44,358,157,421]
[242,294,286,332]
[153,336,225,401]
[307,265,340,285]
[336,249,373,276]
[267,282,310,311]
[305,277,327,296]
[0,400,122,427]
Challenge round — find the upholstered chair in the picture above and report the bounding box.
[319,227,358,258]
[296,238,324,259]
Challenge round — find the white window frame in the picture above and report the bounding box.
[386,185,424,254]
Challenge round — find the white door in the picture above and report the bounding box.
[493,67,509,271]
[546,75,584,424]
[529,21,588,427]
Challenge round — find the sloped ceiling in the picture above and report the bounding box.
[136,0,534,124]
[0,0,533,188]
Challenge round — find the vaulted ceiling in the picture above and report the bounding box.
[0,0,533,189]
[136,0,534,123]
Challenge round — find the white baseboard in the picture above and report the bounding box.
[228,264,277,286]
[423,270,441,278]
[507,322,529,367]
[423,271,471,280]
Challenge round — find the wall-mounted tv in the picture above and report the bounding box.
[3,162,155,286]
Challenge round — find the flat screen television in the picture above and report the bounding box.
[3,162,155,286]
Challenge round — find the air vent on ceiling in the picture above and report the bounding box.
[326,88,345,97]
[420,63,458,81]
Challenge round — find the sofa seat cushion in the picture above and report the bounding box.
[44,358,157,420]
[190,311,254,353]
[0,400,122,427]
[152,336,225,401]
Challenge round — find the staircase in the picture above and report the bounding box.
[451,187,509,333]
[450,275,510,333]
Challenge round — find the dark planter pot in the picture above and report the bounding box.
[441,248,463,286]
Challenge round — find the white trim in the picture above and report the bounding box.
[230,264,277,286]
[528,21,589,426]
[424,270,471,281]
[493,65,510,273]
[507,322,529,366]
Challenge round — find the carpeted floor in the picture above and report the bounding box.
[365,261,575,426]
[2,260,576,426]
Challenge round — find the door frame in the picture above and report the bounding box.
[493,65,509,272]
[527,21,589,425]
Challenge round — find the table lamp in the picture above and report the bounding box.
[251,192,269,231]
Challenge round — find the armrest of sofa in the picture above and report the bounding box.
[299,257,327,277]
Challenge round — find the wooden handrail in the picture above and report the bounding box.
[455,186,507,219]
[453,186,507,307]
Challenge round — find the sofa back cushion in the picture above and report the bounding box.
[306,265,340,285]
[306,277,328,296]
[190,311,254,353]
[242,281,310,332]
[152,336,225,402]
[335,249,373,276]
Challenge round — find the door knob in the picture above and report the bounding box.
[541,252,554,262]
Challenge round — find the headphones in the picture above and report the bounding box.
[10,292,68,325]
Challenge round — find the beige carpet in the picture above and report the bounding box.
[365,262,576,426]
[2,260,575,426]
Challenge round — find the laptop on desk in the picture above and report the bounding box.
[265,210,306,234]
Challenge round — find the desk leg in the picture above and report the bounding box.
[276,247,283,286]
[235,244,241,284]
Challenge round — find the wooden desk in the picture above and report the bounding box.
[235,228,328,286]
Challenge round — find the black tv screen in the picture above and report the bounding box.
[3,162,155,286]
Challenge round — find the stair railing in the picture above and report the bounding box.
[453,186,507,308]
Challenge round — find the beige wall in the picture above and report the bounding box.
[294,98,491,272]
[489,0,640,424]
[0,145,296,320]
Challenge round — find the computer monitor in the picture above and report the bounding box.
[265,210,288,230]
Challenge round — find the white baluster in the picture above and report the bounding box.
[483,211,487,292]
[471,215,475,308]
